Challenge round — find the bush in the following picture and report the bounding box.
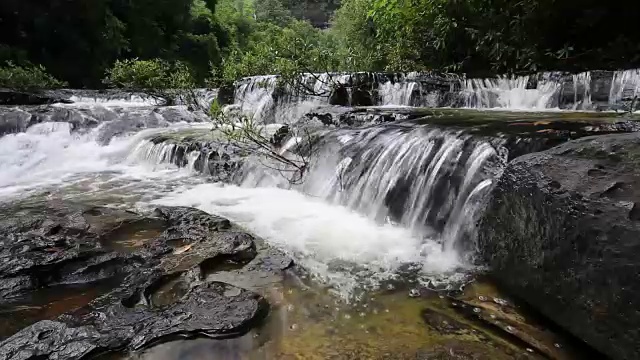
[0,62,67,90]
[104,58,197,105]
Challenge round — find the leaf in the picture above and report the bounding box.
[173,244,193,255]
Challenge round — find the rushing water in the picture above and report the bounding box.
[2,69,637,296]
[0,104,476,297]
[231,68,640,114]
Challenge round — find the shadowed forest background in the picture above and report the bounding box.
[1,0,639,88]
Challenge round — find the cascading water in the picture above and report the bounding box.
[5,68,640,297]
[571,72,592,110]
[0,98,471,296]
[231,69,640,119]
[609,69,640,105]
[462,75,561,109]
[237,124,506,257]
[378,81,419,106]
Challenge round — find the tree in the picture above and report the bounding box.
[0,62,67,90]
[103,59,196,105]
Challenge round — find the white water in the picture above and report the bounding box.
[156,184,461,295]
[69,95,161,107]
[609,69,640,105]
[0,102,470,297]
[236,125,504,255]
[462,75,561,109]
[231,69,640,120]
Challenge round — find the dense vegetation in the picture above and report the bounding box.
[1,0,639,89]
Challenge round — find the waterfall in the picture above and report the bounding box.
[237,124,506,254]
[571,71,592,110]
[0,77,513,294]
[232,75,279,122]
[462,75,561,109]
[379,81,418,106]
[609,69,640,105]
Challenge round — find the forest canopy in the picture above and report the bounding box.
[0,0,638,88]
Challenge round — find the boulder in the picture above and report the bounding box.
[329,85,349,106]
[478,132,640,360]
[217,84,235,106]
[350,88,374,106]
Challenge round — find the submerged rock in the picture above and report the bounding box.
[0,202,290,359]
[478,132,640,360]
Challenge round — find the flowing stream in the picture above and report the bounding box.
[3,69,638,294]
[0,74,622,358]
[0,103,481,297]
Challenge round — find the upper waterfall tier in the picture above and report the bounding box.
[228,69,640,123]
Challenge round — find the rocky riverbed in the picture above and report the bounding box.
[2,78,640,359]
[0,198,594,360]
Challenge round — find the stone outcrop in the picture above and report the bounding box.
[478,132,640,360]
[0,202,292,360]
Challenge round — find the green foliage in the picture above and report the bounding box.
[255,0,294,26]
[209,98,224,118]
[216,19,338,84]
[104,59,194,89]
[0,62,67,90]
[0,0,230,87]
[2,0,638,88]
[104,59,196,104]
[362,0,640,74]
[330,0,382,71]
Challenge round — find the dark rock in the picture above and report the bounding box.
[270,124,290,147]
[478,132,640,360]
[146,134,244,182]
[0,89,72,106]
[329,85,350,106]
[0,283,266,360]
[350,88,373,106]
[304,112,335,126]
[217,84,235,106]
[0,102,207,139]
[0,108,32,136]
[0,202,292,359]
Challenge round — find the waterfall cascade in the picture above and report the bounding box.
[229,69,640,124]
[235,124,505,256]
[2,67,637,294]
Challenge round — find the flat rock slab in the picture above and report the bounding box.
[0,202,290,360]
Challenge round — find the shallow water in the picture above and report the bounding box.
[112,271,588,360]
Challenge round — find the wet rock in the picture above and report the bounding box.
[270,124,290,147]
[217,84,235,106]
[420,308,468,335]
[0,203,291,358]
[146,133,244,182]
[0,108,32,136]
[329,85,350,106]
[0,203,143,299]
[0,105,208,140]
[478,132,640,360]
[0,283,266,360]
[0,89,72,106]
[350,88,373,106]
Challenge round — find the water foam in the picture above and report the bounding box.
[154,183,462,296]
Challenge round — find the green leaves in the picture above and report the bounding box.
[0,62,67,90]
[104,59,195,90]
[103,59,196,105]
